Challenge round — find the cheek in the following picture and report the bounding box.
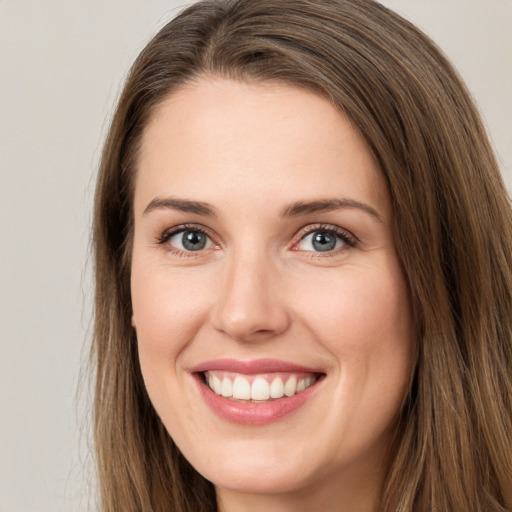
[294,263,413,411]
[130,263,212,392]
[306,266,413,434]
[130,265,212,430]
[295,267,411,350]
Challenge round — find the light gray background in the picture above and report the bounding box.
[0,1,510,511]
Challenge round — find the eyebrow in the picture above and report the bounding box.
[142,196,382,222]
[280,198,383,222]
[143,197,217,217]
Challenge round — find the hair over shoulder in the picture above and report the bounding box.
[92,1,512,510]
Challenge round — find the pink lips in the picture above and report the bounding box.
[190,358,323,426]
[190,358,321,374]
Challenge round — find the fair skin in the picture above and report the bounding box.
[131,78,413,512]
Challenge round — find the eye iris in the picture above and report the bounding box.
[312,231,337,252]
[182,231,207,251]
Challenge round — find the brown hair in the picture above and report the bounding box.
[92,0,512,510]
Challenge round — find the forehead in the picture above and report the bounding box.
[135,78,390,219]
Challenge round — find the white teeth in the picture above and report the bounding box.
[221,377,233,397]
[211,374,222,395]
[284,376,297,397]
[270,377,285,398]
[205,372,318,400]
[251,377,270,400]
[232,376,251,400]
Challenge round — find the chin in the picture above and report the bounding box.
[202,458,315,496]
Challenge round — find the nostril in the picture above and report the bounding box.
[213,307,290,342]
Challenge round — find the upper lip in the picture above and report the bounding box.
[189,358,323,375]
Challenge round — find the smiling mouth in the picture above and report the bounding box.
[202,371,322,402]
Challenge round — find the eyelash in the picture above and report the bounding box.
[156,223,358,258]
[156,224,216,258]
[293,223,358,256]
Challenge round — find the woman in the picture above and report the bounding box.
[92,0,512,510]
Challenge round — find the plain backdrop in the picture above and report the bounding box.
[0,1,510,510]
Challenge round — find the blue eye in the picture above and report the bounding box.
[167,229,213,252]
[297,228,350,252]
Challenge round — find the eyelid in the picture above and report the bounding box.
[157,223,209,242]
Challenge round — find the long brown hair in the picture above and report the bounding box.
[92,1,512,510]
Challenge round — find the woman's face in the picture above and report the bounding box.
[131,78,413,507]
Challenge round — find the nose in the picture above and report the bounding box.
[211,253,291,343]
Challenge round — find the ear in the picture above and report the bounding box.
[131,313,137,329]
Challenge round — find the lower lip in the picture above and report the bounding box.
[195,374,321,426]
